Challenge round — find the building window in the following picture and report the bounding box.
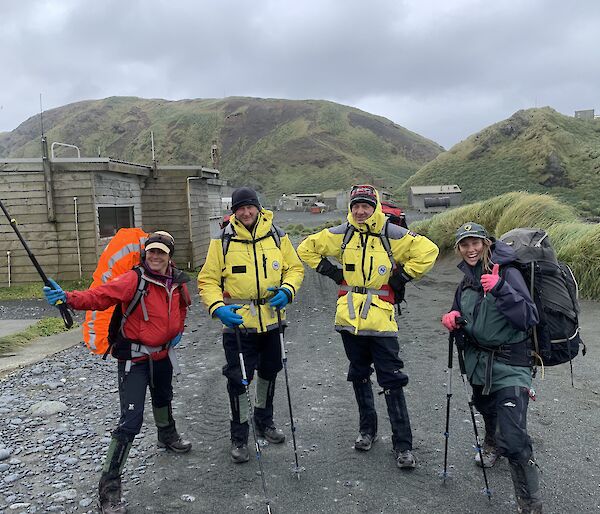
[98,206,135,237]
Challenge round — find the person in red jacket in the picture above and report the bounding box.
[43,231,191,514]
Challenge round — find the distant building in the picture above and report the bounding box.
[278,193,323,211]
[574,109,595,120]
[0,139,224,285]
[409,185,462,213]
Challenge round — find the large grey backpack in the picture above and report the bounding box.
[499,228,585,373]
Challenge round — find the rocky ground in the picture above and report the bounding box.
[0,233,599,513]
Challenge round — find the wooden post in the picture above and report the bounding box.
[41,136,55,221]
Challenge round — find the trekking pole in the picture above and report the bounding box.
[234,326,273,514]
[276,307,305,479]
[0,199,73,328]
[441,330,454,482]
[455,317,492,500]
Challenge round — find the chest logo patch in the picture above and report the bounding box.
[272,260,280,271]
[378,265,387,275]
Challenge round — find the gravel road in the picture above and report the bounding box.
[0,245,599,513]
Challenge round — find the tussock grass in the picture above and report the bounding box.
[0,317,75,354]
[0,279,91,301]
[410,192,600,299]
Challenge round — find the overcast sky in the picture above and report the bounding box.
[1,0,598,149]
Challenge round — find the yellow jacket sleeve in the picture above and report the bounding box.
[392,232,439,280]
[279,235,304,299]
[197,239,226,316]
[297,228,343,269]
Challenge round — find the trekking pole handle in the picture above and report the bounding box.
[456,316,467,327]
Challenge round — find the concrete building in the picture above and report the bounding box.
[408,185,462,213]
[0,138,224,285]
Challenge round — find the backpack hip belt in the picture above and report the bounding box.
[125,342,181,385]
[339,285,388,320]
[223,296,270,317]
[467,337,532,395]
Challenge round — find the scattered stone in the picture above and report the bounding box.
[27,401,68,417]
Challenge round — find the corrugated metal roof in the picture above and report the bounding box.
[410,185,461,194]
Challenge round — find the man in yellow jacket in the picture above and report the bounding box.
[198,187,304,463]
[297,185,438,469]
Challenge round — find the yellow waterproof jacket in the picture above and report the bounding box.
[198,209,304,333]
[297,196,438,336]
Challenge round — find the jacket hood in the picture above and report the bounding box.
[346,189,386,233]
[490,239,518,266]
[230,208,274,239]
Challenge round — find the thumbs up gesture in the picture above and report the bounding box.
[480,263,500,293]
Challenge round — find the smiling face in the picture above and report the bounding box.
[145,248,170,275]
[235,204,260,229]
[457,237,485,267]
[351,202,375,224]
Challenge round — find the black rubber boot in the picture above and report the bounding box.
[154,404,192,453]
[98,436,131,514]
[254,377,285,444]
[509,458,543,513]
[228,385,250,462]
[352,379,378,451]
[384,387,414,466]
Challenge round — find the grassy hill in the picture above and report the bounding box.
[0,96,443,200]
[401,107,600,215]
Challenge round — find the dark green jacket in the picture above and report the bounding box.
[452,241,539,394]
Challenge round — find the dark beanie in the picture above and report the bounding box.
[231,187,261,213]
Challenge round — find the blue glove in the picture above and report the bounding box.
[169,332,182,347]
[214,305,243,328]
[268,287,292,309]
[43,278,66,306]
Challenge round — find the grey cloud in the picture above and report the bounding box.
[1,0,599,149]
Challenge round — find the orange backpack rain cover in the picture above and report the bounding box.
[82,228,149,354]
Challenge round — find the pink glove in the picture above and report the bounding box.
[481,264,500,293]
[441,310,461,331]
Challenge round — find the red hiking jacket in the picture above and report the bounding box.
[67,269,190,360]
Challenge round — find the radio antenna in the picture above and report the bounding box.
[39,93,45,137]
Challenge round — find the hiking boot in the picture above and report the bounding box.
[98,498,127,514]
[354,433,377,451]
[516,498,543,514]
[475,444,499,468]
[230,442,250,463]
[257,425,286,444]
[98,475,127,514]
[395,449,416,470]
[158,435,192,453]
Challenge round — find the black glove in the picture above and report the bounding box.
[388,267,411,304]
[316,258,344,285]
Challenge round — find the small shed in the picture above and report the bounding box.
[0,139,224,285]
[278,193,323,211]
[408,185,462,213]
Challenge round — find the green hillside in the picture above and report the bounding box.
[401,107,600,215]
[0,96,443,200]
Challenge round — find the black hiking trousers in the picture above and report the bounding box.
[341,331,412,451]
[113,357,173,441]
[222,328,283,396]
[472,384,533,464]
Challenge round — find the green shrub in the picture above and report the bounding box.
[412,192,600,299]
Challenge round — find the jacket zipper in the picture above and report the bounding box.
[368,256,374,281]
[251,226,264,332]
[360,233,368,283]
[262,254,268,279]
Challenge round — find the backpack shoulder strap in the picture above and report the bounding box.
[341,222,354,251]
[119,266,148,335]
[270,223,284,249]
[221,223,236,259]
[379,220,396,270]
